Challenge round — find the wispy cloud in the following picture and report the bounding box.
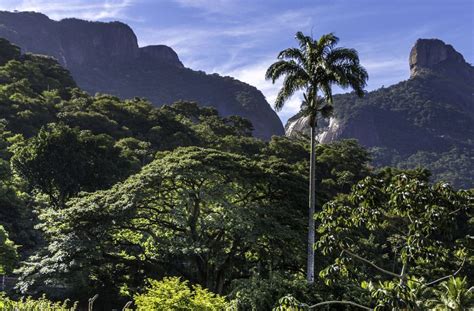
[136,7,313,67]
[0,0,137,21]
[172,0,235,14]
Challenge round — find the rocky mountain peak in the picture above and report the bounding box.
[0,11,182,67]
[58,18,140,65]
[139,45,183,68]
[409,38,467,77]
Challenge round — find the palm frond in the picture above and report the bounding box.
[265,60,303,83]
[295,31,313,50]
[318,33,339,56]
[332,63,368,96]
[319,82,334,104]
[278,47,305,64]
[322,47,368,97]
[326,47,360,66]
[274,74,306,111]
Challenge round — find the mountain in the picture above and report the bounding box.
[286,39,474,188]
[0,11,284,139]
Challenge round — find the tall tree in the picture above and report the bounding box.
[11,123,130,208]
[265,31,368,283]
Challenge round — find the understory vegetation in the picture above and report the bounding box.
[0,37,472,310]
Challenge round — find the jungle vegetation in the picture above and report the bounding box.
[0,36,472,310]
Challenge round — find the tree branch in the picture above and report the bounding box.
[307,300,372,310]
[342,249,401,279]
[424,257,466,287]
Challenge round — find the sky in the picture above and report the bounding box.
[0,0,472,123]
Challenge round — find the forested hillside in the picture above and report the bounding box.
[0,38,472,310]
[0,11,284,140]
[286,39,474,189]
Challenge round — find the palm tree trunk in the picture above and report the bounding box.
[307,121,316,283]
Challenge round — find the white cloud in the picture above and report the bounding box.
[0,0,136,21]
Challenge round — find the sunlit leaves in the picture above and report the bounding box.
[316,172,473,308]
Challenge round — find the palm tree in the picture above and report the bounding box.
[265,32,368,283]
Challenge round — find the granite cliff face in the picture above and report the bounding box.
[285,38,474,188]
[409,39,467,78]
[0,11,283,139]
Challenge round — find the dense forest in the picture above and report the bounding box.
[0,37,472,310]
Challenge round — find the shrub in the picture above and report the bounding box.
[229,273,326,310]
[134,277,231,310]
[0,225,18,274]
[0,294,77,311]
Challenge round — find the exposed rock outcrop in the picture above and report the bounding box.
[409,39,466,77]
[139,45,183,67]
[0,11,284,139]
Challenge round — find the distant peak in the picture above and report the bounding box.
[409,38,466,77]
[139,45,183,68]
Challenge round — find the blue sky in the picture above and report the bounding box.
[1,0,472,123]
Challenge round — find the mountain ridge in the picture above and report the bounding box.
[0,10,284,139]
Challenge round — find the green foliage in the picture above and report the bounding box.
[274,276,474,310]
[264,136,307,164]
[0,39,20,66]
[11,123,130,207]
[0,294,77,311]
[314,139,370,203]
[315,172,473,309]
[115,137,153,172]
[429,277,473,310]
[273,295,306,311]
[0,225,18,274]
[16,147,307,300]
[134,277,230,311]
[0,123,39,255]
[229,273,326,310]
[2,34,470,311]
[396,147,474,189]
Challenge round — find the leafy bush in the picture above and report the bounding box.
[134,277,231,311]
[274,277,473,311]
[229,273,324,311]
[0,294,77,311]
[429,277,474,310]
[0,225,18,274]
